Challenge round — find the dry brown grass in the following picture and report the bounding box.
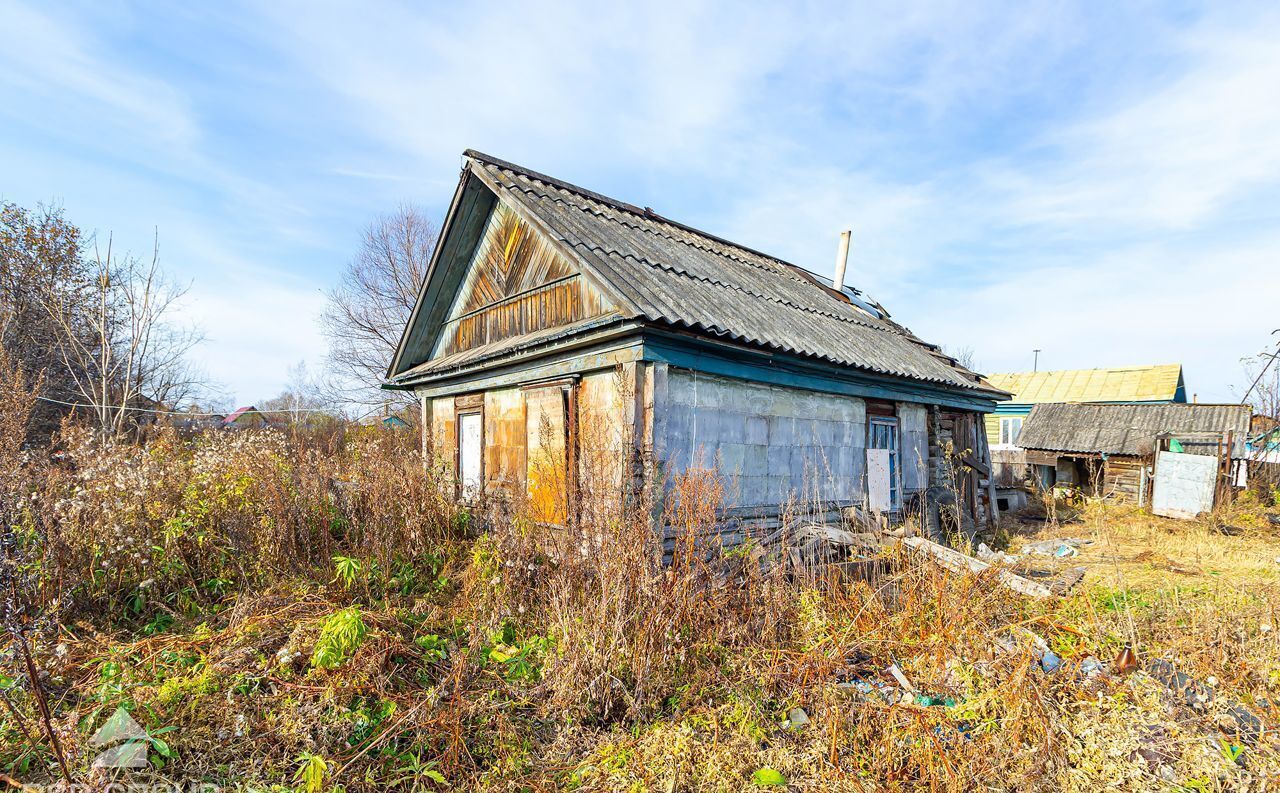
[2,409,1280,790]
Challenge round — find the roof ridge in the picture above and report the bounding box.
[991,363,1181,376]
[498,172,831,292]
[485,163,909,341]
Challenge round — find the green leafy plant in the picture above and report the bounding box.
[332,555,363,590]
[311,608,368,669]
[752,767,787,787]
[485,622,553,682]
[390,748,447,789]
[294,751,328,793]
[415,634,448,664]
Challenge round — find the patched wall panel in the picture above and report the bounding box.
[661,368,867,507]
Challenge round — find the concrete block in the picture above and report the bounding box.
[744,444,768,477]
[718,412,747,444]
[741,476,771,506]
[767,445,791,477]
[697,378,725,409]
[790,447,813,481]
[767,415,794,444]
[828,445,849,475]
[744,388,773,414]
[718,442,745,473]
[745,415,768,445]
[792,418,814,444]
[768,388,797,418]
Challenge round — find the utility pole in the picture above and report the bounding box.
[1242,329,1280,405]
[1032,349,1041,372]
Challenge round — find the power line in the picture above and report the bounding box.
[34,395,384,421]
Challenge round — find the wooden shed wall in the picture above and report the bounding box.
[1102,456,1145,502]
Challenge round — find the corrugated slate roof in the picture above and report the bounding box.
[465,151,998,395]
[988,364,1182,404]
[1018,402,1250,457]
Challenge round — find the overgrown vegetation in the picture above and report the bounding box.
[2,356,1279,789]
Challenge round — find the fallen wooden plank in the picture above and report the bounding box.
[1048,566,1087,596]
[902,536,1057,598]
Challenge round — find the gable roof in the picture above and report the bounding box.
[222,406,262,425]
[389,150,1003,398]
[987,364,1184,405]
[1018,402,1250,457]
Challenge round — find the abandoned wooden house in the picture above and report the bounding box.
[385,150,1009,542]
[1015,402,1250,504]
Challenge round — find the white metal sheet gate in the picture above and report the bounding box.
[1151,451,1217,520]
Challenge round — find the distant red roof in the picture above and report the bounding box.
[222,406,260,425]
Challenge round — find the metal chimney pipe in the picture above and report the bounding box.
[833,230,851,291]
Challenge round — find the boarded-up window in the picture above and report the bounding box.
[868,417,900,511]
[525,386,570,524]
[458,411,483,499]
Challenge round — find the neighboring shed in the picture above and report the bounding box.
[385,150,1009,543]
[1017,402,1250,502]
[360,413,412,430]
[983,363,1182,488]
[222,406,269,429]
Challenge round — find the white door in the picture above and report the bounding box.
[459,412,483,499]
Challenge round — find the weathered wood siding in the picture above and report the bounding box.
[485,388,525,492]
[1103,456,1145,502]
[524,385,569,524]
[427,367,633,518]
[900,403,929,496]
[433,202,611,358]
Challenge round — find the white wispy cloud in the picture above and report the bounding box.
[3,0,1277,402]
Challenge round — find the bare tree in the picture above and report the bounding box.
[259,360,334,425]
[40,233,204,438]
[0,201,95,440]
[321,204,437,408]
[944,345,980,372]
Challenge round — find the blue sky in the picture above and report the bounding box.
[2,1,1278,404]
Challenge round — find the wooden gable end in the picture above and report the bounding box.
[431,201,613,359]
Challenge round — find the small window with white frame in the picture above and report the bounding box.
[999,416,1023,446]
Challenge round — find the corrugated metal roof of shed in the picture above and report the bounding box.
[1018,402,1250,457]
[987,364,1182,404]
[466,152,1004,397]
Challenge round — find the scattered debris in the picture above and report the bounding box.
[902,536,1057,598]
[1047,566,1087,596]
[783,707,809,730]
[976,542,1018,564]
[1080,656,1105,679]
[1146,659,1264,745]
[1114,644,1139,676]
[886,662,915,692]
[1023,537,1089,557]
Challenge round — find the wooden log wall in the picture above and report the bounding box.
[1102,456,1145,503]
